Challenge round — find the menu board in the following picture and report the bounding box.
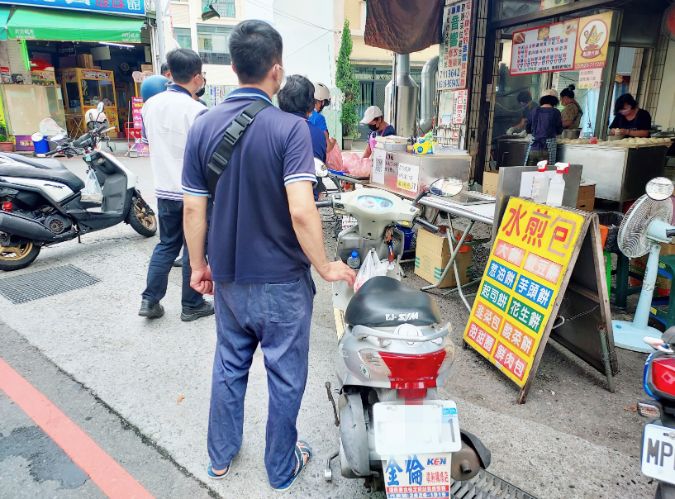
[578,68,603,89]
[575,12,612,69]
[131,97,143,130]
[438,0,472,90]
[510,20,579,75]
[463,198,585,388]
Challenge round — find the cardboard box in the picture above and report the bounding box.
[577,182,595,211]
[141,64,154,73]
[415,229,473,288]
[77,54,94,68]
[482,171,498,196]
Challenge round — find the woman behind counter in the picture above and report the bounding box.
[560,85,583,129]
[524,91,563,166]
[609,93,652,138]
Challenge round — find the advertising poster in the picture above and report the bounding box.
[510,20,579,75]
[438,0,472,90]
[575,12,613,69]
[0,0,145,16]
[578,68,603,89]
[384,454,452,499]
[463,198,584,387]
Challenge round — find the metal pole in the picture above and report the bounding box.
[155,0,168,65]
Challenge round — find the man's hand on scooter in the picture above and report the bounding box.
[190,264,214,295]
[319,261,356,286]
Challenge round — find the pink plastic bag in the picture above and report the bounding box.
[326,142,344,171]
[342,153,372,178]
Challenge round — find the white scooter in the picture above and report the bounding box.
[0,103,156,270]
[317,184,491,494]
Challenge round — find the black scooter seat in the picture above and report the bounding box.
[345,276,441,327]
[0,153,85,193]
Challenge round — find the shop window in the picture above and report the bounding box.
[204,0,235,18]
[175,27,192,49]
[197,25,232,65]
[496,0,572,21]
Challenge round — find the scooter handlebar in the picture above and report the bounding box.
[667,228,675,238]
[415,217,439,233]
[315,199,333,208]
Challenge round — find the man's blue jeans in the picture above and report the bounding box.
[142,198,204,309]
[207,271,314,487]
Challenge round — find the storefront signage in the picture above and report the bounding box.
[575,12,612,69]
[131,97,143,130]
[463,198,584,388]
[384,454,452,498]
[452,89,468,125]
[438,0,472,90]
[0,0,145,17]
[510,20,578,75]
[578,68,603,89]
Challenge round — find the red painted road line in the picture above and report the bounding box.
[0,357,154,499]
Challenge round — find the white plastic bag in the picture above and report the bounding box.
[81,169,103,201]
[354,249,389,292]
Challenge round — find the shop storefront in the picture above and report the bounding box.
[475,0,673,183]
[0,0,151,150]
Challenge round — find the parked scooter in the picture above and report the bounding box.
[639,328,675,499]
[318,185,491,493]
[0,104,157,271]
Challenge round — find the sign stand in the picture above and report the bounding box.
[462,198,617,404]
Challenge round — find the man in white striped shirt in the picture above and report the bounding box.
[139,48,213,322]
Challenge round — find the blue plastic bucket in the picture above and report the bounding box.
[31,133,49,155]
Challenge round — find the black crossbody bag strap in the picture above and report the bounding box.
[206,99,270,196]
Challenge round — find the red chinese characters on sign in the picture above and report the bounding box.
[475,301,502,334]
[522,209,551,248]
[425,471,450,484]
[524,253,562,284]
[466,322,496,355]
[547,216,579,257]
[493,342,528,380]
[501,204,528,237]
[494,239,525,267]
[501,321,536,356]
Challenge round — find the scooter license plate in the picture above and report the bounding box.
[373,401,461,457]
[642,423,675,485]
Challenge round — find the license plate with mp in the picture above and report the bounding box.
[373,400,462,457]
[642,423,675,485]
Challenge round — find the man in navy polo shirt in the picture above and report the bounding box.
[181,20,355,491]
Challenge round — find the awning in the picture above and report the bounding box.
[0,7,11,41]
[7,7,143,43]
[364,0,444,54]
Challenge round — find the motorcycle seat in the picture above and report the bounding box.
[345,276,441,327]
[0,153,85,193]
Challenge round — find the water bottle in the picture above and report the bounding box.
[347,250,361,269]
[532,160,550,204]
[546,162,568,207]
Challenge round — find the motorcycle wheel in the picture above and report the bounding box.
[128,196,157,237]
[0,241,40,271]
[656,482,675,499]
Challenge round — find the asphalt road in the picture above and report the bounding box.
[0,155,658,498]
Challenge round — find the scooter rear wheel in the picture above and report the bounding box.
[128,196,157,237]
[0,241,40,271]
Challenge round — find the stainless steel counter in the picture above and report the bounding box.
[557,143,668,202]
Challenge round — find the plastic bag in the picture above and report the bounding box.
[326,142,344,171]
[342,153,372,178]
[354,249,388,292]
[81,169,103,201]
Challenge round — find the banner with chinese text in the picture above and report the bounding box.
[575,12,612,70]
[384,454,452,498]
[463,198,585,388]
[510,20,579,75]
[438,0,472,90]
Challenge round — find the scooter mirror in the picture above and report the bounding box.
[430,177,463,197]
[314,158,328,178]
[96,102,105,114]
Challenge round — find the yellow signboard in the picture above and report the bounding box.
[575,12,613,70]
[463,198,585,388]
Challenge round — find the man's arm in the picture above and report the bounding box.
[286,181,355,285]
[184,194,212,294]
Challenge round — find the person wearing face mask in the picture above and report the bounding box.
[360,105,395,159]
[194,74,207,106]
[181,20,355,489]
[609,93,651,138]
[308,82,335,152]
[138,48,213,322]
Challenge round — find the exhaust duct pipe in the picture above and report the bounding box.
[419,56,439,134]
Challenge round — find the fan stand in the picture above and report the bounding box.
[612,242,663,353]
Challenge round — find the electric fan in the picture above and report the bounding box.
[613,177,675,353]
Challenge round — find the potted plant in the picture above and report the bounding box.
[0,125,14,152]
[336,19,359,150]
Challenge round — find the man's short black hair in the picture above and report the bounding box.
[160,63,170,77]
[278,75,315,116]
[539,94,559,107]
[614,93,638,115]
[517,90,532,104]
[166,48,202,84]
[229,20,282,84]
